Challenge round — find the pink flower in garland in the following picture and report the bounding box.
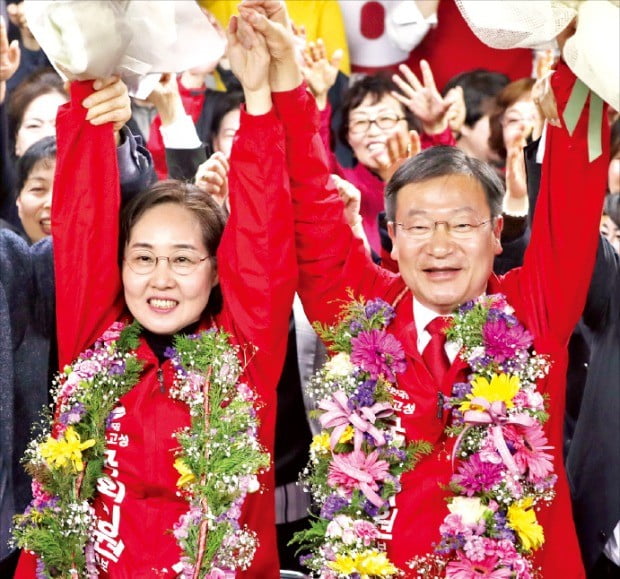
[446,553,512,578]
[100,322,125,346]
[504,424,554,481]
[353,519,380,546]
[452,454,504,497]
[482,317,533,363]
[350,329,406,381]
[327,450,390,506]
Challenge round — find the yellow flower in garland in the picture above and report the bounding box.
[338,425,355,444]
[507,497,545,552]
[327,554,357,575]
[39,426,95,472]
[310,432,331,455]
[355,550,398,576]
[460,373,520,412]
[173,458,197,488]
[327,551,398,577]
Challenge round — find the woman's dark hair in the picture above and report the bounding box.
[120,180,227,316]
[15,136,57,194]
[488,77,535,161]
[338,73,419,147]
[7,67,67,147]
[196,90,244,155]
[385,145,505,223]
[443,69,510,128]
[604,193,620,229]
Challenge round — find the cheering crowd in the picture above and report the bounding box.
[0,1,618,578]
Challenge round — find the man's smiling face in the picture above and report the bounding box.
[388,173,504,314]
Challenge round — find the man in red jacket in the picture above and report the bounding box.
[243,2,609,576]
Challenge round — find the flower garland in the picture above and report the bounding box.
[291,294,432,578]
[407,294,555,578]
[11,321,269,578]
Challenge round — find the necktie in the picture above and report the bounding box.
[422,316,452,385]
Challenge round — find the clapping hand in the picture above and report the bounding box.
[300,38,343,110]
[0,16,20,102]
[330,174,370,253]
[377,129,422,182]
[195,152,230,210]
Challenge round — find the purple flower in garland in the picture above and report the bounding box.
[59,402,86,425]
[164,346,177,359]
[363,499,380,517]
[492,511,516,542]
[452,454,504,497]
[364,298,390,319]
[459,299,476,312]
[349,320,363,335]
[320,494,350,520]
[482,317,533,364]
[452,382,472,398]
[108,360,126,375]
[348,380,377,409]
[350,330,406,381]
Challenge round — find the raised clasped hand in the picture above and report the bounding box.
[226,12,270,95]
[236,0,301,92]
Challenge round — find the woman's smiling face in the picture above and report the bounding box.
[122,203,217,335]
[347,93,408,174]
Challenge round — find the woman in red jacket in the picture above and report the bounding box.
[14,13,296,579]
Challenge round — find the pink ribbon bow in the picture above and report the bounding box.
[453,398,535,473]
[319,390,394,451]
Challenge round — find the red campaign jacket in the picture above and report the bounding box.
[17,82,296,578]
[273,61,609,577]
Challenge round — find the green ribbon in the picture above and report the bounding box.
[562,77,605,162]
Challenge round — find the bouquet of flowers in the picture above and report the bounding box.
[408,294,555,578]
[291,294,432,578]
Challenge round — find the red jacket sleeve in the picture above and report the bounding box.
[217,106,297,356]
[272,85,396,326]
[52,81,125,368]
[500,62,610,344]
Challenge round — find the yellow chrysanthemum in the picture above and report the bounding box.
[338,425,355,444]
[39,426,95,472]
[173,458,197,488]
[327,551,398,578]
[310,432,331,455]
[460,373,520,412]
[507,497,545,552]
[327,555,357,575]
[355,550,398,576]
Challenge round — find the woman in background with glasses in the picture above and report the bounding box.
[302,51,462,258]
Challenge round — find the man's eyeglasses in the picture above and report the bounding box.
[349,114,405,134]
[124,249,211,275]
[394,218,494,240]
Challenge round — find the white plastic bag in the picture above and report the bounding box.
[23,0,226,95]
